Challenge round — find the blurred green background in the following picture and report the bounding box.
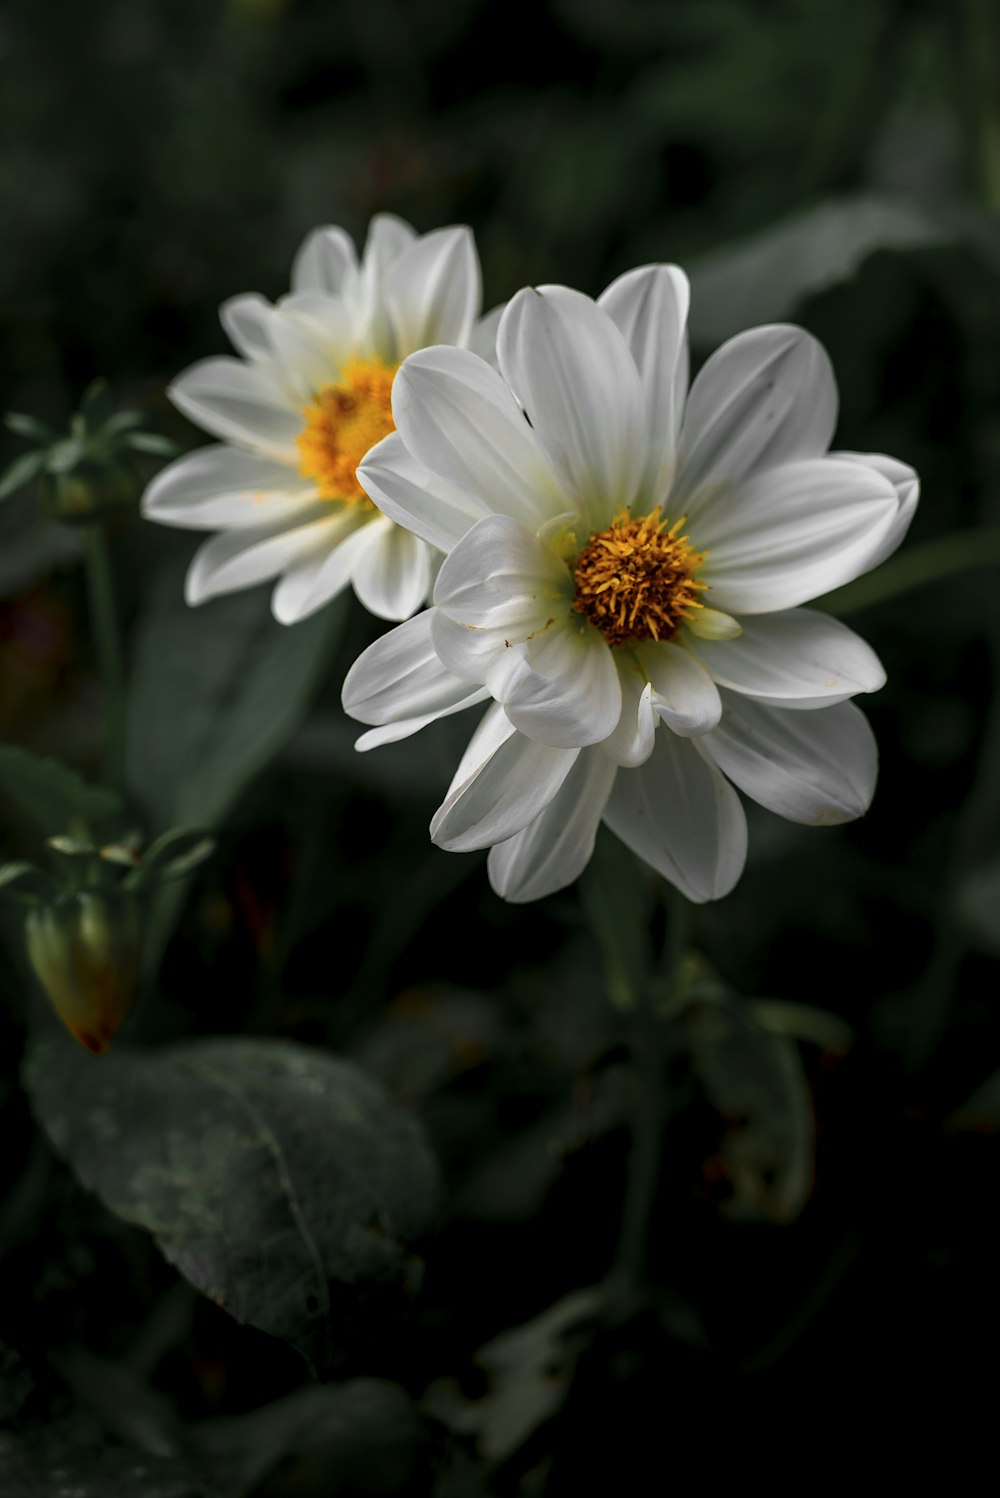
[1,0,999,1490]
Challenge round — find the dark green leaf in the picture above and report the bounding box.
[4,411,53,442]
[0,743,122,836]
[45,436,85,474]
[0,861,54,900]
[124,827,215,888]
[126,553,344,830]
[0,1429,219,1497]
[0,450,46,501]
[688,194,946,345]
[680,992,815,1223]
[24,1035,441,1370]
[193,1378,421,1493]
[124,432,178,456]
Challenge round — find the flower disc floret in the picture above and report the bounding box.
[296,359,396,505]
[572,509,707,647]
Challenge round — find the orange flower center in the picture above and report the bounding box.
[296,358,396,504]
[572,509,707,646]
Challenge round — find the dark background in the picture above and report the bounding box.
[1,0,999,1490]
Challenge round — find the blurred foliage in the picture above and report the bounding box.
[0,0,999,1490]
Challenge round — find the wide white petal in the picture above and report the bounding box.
[688,608,885,708]
[359,431,490,553]
[466,303,504,366]
[291,225,359,297]
[602,663,658,768]
[142,445,317,531]
[488,620,622,749]
[497,286,646,528]
[702,693,877,824]
[696,457,899,613]
[185,510,338,607]
[384,226,481,354]
[169,358,302,462]
[392,346,569,531]
[361,213,418,283]
[433,514,571,634]
[278,291,356,361]
[220,294,275,363]
[265,306,342,401]
[430,707,579,852]
[269,511,377,623]
[675,324,837,507]
[639,640,722,737]
[603,729,747,902]
[488,748,617,902]
[342,609,490,729]
[598,264,690,506]
[830,451,920,568]
[351,518,434,621]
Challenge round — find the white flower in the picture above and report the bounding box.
[343,269,918,902]
[142,214,501,623]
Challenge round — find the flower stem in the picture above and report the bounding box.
[84,522,127,794]
[592,871,689,1316]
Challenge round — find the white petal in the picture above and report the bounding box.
[359,431,490,553]
[688,608,885,708]
[384,226,481,354]
[702,693,877,825]
[638,640,722,736]
[676,324,837,506]
[598,264,690,505]
[696,457,899,613]
[603,729,747,902]
[392,346,569,531]
[466,303,505,366]
[431,707,579,852]
[269,511,377,623]
[141,445,317,531]
[342,609,490,730]
[433,514,571,634]
[361,213,418,282]
[351,518,434,621]
[488,748,617,902]
[169,358,302,462]
[220,294,275,362]
[830,450,920,568]
[185,511,338,607]
[488,620,622,749]
[497,286,646,528]
[279,291,356,359]
[602,664,657,768]
[265,305,342,400]
[291,225,359,297]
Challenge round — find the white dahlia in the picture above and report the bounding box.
[343,269,918,903]
[142,214,500,622]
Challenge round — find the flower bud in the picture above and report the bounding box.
[38,455,139,524]
[25,893,140,1055]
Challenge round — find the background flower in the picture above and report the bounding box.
[142,215,500,623]
[346,273,918,901]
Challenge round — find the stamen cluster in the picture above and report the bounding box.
[571,509,707,646]
[297,359,396,503]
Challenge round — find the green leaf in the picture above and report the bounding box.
[687,194,946,346]
[100,409,144,437]
[193,1378,421,1492]
[0,1427,217,1497]
[126,553,345,830]
[0,860,54,902]
[4,411,53,442]
[0,449,46,501]
[680,992,815,1224]
[124,431,178,456]
[0,743,122,836]
[24,1035,441,1370]
[819,527,1000,616]
[45,436,85,473]
[124,826,215,888]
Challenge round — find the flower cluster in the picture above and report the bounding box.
[145,226,918,904]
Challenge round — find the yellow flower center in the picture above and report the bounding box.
[296,358,396,504]
[571,509,707,647]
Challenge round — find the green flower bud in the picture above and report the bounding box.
[25,892,141,1055]
[38,454,139,524]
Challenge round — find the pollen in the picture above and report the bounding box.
[571,509,708,647]
[296,358,396,504]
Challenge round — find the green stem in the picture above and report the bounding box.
[84,522,127,794]
[601,880,690,1314]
